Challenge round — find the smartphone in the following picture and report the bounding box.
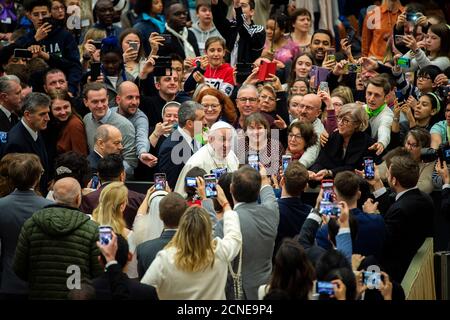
[42,17,54,28]
[91,174,100,189]
[364,157,375,180]
[282,155,292,173]
[319,81,329,93]
[13,49,32,59]
[185,176,197,188]
[346,28,355,44]
[211,168,227,180]
[316,281,334,296]
[363,271,382,289]
[236,62,253,84]
[204,174,217,198]
[90,62,101,81]
[154,173,167,191]
[153,56,172,77]
[248,154,259,172]
[257,61,277,81]
[321,179,334,202]
[161,34,172,44]
[129,41,138,51]
[92,40,102,50]
[397,57,411,68]
[326,49,336,62]
[346,63,362,73]
[99,225,112,245]
[319,200,341,216]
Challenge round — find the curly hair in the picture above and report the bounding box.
[195,87,237,124]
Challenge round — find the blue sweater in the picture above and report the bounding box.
[316,208,386,259]
[15,26,82,96]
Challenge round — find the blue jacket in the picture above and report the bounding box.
[15,26,82,96]
[316,208,386,260]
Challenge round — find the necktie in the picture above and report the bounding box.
[191,139,197,153]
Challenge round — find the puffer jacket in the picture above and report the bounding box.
[13,204,103,299]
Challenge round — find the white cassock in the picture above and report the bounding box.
[174,143,240,197]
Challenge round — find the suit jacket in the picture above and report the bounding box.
[442,187,450,221]
[2,121,49,195]
[158,129,193,189]
[87,150,102,174]
[136,229,176,279]
[0,190,53,295]
[0,108,17,133]
[80,182,145,229]
[214,185,279,300]
[377,188,434,282]
[310,130,376,176]
[93,263,158,300]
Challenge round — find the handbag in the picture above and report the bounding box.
[228,245,244,300]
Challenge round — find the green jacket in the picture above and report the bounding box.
[13,204,103,299]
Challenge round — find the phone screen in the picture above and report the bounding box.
[91,174,100,189]
[129,41,138,51]
[91,62,101,81]
[185,176,197,188]
[363,271,381,289]
[316,281,334,295]
[282,155,291,173]
[99,226,112,245]
[319,201,341,216]
[248,154,259,171]
[211,168,227,179]
[364,157,375,180]
[13,49,32,59]
[204,174,217,198]
[154,173,166,191]
[321,180,334,202]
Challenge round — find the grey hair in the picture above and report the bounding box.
[237,84,258,98]
[22,92,51,114]
[338,103,369,132]
[94,124,114,143]
[178,101,203,127]
[0,75,21,93]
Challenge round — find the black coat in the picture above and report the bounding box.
[2,121,49,195]
[377,188,434,282]
[157,129,193,189]
[157,30,200,60]
[310,130,376,176]
[0,109,18,133]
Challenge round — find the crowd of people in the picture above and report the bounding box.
[0,0,449,300]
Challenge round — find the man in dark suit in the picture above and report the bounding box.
[158,101,204,189]
[81,154,145,230]
[136,192,187,279]
[87,124,124,175]
[0,75,22,133]
[0,153,52,299]
[214,165,279,300]
[94,233,158,300]
[275,161,311,256]
[315,171,386,260]
[363,154,434,282]
[2,92,50,194]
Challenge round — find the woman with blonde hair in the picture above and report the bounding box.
[93,181,129,237]
[141,186,242,299]
[80,28,107,72]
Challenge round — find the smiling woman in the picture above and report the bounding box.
[41,89,88,158]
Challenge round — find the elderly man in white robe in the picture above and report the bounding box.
[175,121,240,197]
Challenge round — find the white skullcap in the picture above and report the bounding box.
[209,121,234,133]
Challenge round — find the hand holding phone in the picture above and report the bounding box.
[364,157,375,180]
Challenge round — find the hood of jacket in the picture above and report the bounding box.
[32,204,91,236]
[190,21,218,42]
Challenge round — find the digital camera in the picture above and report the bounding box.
[420,143,450,163]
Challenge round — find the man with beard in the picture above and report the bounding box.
[310,29,334,67]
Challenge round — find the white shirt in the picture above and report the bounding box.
[21,119,38,141]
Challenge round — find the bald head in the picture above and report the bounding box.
[298,93,322,123]
[53,177,82,208]
[116,81,140,117]
[94,124,123,157]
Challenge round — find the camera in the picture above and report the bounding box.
[363,271,382,289]
[345,63,361,73]
[153,56,172,77]
[316,281,334,296]
[406,12,419,24]
[92,40,102,50]
[421,143,450,163]
[397,57,410,69]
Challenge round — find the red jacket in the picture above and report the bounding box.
[204,63,235,96]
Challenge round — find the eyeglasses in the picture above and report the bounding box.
[237,97,258,103]
[405,141,419,149]
[173,11,188,16]
[417,75,431,81]
[337,116,353,125]
[260,94,276,102]
[202,104,221,110]
[288,133,303,141]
